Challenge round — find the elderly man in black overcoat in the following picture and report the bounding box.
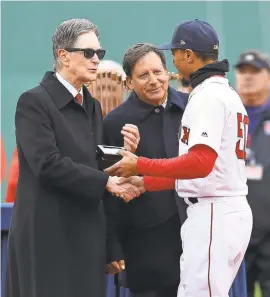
[5,18,140,297]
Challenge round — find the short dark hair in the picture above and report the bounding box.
[193,50,219,62]
[122,43,167,77]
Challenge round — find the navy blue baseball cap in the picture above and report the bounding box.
[158,19,219,53]
[235,51,270,72]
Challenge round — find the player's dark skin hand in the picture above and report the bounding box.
[104,150,138,177]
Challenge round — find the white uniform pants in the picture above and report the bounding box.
[177,196,253,297]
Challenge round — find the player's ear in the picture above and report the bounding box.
[185,49,194,62]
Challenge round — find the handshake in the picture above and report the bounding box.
[106,176,145,203]
[104,123,145,202]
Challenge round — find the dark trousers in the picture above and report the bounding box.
[123,215,181,292]
[246,233,270,297]
[131,285,178,297]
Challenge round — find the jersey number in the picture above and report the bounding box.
[235,113,249,160]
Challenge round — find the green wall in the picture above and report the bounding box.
[1,1,270,199]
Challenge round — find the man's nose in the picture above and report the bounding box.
[91,53,100,64]
[149,73,158,84]
[243,72,253,79]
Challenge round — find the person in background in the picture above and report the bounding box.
[104,43,188,297]
[1,136,7,183]
[235,50,270,297]
[5,149,18,203]
[177,76,192,93]
[88,59,127,116]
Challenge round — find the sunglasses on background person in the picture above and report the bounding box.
[65,48,106,60]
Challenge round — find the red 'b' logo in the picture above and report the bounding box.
[181,126,190,145]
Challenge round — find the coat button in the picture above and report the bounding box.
[154,108,160,113]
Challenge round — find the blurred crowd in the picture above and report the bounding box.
[1,48,270,297]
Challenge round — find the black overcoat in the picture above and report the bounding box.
[5,72,109,297]
[103,87,188,292]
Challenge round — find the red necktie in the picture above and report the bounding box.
[75,93,83,105]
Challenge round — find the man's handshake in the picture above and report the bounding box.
[106,176,145,203]
[104,123,144,202]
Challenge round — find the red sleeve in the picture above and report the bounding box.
[143,176,175,192]
[138,144,217,183]
[5,149,19,203]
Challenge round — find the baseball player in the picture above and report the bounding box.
[105,19,253,297]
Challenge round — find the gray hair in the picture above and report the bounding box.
[122,43,167,77]
[52,18,99,70]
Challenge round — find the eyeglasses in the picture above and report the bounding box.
[65,48,106,60]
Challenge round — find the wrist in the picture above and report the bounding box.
[106,176,115,192]
[138,176,146,193]
[134,156,139,171]
[136,157,144,174]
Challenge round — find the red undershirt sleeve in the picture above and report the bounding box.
[143,176,175,192]
[141,144,218,192]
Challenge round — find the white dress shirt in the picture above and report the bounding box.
[55,72,83,105]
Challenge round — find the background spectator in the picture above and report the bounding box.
[88,59,127,116]
[1,136,7,183]
[5,149,18,203]
[235,50,270,297]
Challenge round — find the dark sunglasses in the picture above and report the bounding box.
[65,48,106,60]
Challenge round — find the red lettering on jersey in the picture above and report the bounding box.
[235,113,249,160]
[181,126,190,145]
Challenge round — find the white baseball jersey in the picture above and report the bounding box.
[176,76,248,198]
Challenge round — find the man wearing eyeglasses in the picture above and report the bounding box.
[5,18,140,297]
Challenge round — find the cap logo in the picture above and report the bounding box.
[245,54,254,61]
[213,45,218,50]
[180,40,186,45]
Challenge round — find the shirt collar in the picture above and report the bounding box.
[127,86,187,121]
[56,72,83,104]
[189,76,228,101]
[162,97,167,108]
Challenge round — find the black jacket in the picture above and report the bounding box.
[5,72,109,297]
[246,108,270,242]
[103,87,188,292]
